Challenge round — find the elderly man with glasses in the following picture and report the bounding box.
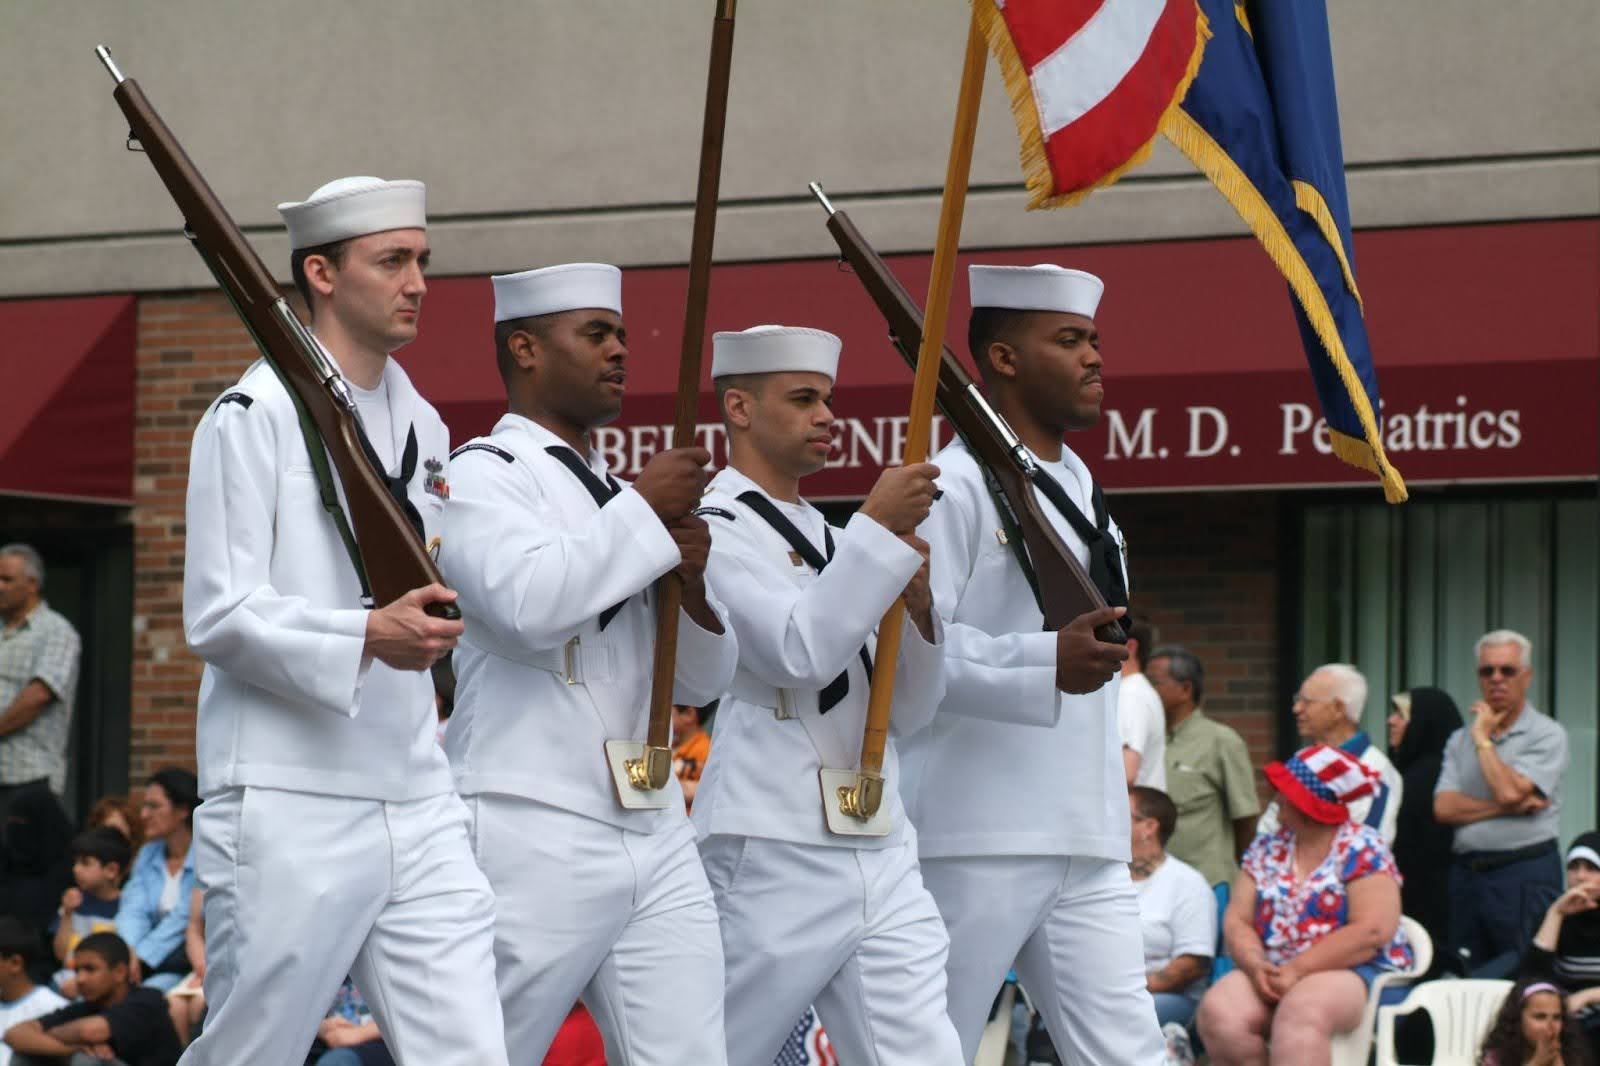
[1434,628,1570,978]
[1256,663,1403,844]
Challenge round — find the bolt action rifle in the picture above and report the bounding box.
[96,47,456,618]
[811,183,1124,643]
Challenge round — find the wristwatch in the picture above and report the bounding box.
[1475,736,1494,751]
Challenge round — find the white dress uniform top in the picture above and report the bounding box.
[441,263,739,1066]
[902,264,1165,1064]
[180,179,507,1066]
[690,326,964,1066]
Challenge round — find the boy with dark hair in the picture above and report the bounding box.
[5,932,180,1066]
[52,829,129,984]
[0,918,66,1066]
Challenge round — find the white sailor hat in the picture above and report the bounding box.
[711,325,842,381]
[492,263,623,323]
[277,176,426,250]
[968,263,1104,319]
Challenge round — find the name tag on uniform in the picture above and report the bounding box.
[788,551,807,569]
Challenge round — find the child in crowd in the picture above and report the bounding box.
[4,931,180,1066]
[1479,978,1591,1066]
[0,918,66,1066]
[50,828,129,995]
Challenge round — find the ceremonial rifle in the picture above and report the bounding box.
[631,0,737,795]
[94,47,456,619]
[809,184,1124,646]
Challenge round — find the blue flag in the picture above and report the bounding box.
[1162,0,1406,501]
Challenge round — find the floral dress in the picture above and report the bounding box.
[1242,821,1414,971]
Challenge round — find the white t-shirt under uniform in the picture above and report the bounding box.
[0,985,69,1066]
[1133,853,1217,1001]
[1118,670,1167,790]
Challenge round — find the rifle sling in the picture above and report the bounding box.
[979,465,1048,627]
[188,240,374,606]
[735,490,873,714]
[262,359,374,607]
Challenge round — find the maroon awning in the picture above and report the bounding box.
[400,217,1598,498]
[0,295,137,505]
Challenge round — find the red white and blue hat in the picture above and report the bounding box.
[1264,744,1381,825]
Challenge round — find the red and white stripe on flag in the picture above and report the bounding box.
[973,0,1209,208]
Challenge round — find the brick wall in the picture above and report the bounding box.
[1114,492,1285,798]
[130,293,258,779]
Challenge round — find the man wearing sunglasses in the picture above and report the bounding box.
[1434,628,1570,978]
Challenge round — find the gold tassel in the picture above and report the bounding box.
[971,0,1212,210]
[1160,109,1408,503]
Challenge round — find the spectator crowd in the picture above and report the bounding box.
[0,531,1592,1065]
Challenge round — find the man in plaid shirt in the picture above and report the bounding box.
[0,544,80,800]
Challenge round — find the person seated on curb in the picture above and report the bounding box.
[5,931,180,1066]
[51,828,129,995]
[0,918,66,1066]
[1129,786,1216,1033]
[1521,831,1600,1063]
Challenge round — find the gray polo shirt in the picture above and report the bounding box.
[1435,704,1568,854]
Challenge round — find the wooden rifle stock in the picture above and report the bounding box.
[97,48,455,618]
[815,197,1124,643]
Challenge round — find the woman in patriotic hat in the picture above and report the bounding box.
[1197,744,1415,1065]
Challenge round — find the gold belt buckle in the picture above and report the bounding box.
[773,690,794,720]
[562,636,582,685]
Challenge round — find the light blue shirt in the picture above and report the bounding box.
[115,838,196,968]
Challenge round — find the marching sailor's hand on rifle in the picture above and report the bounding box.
[1055,605,1128,694]
[860,462,940,534]
[636,446,712,523]
[364,584,464,671]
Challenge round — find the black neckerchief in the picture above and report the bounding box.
[736,490,873,714]
[355,422,423,542]
[545,446,628,629]
[1028,465,1128,609]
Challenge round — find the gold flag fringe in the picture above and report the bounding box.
[1160,109,1408,502]
[1293,180,1364,311]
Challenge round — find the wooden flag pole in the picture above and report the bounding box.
[840,8,987,821]
[631,0,738,793]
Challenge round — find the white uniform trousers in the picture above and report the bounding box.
[180,787,508,1066]
[466,794,726,1066]
[921,854,1164,1066]
[700,836,964,1066]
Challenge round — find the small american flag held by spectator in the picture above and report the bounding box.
[774,1008,836,1066]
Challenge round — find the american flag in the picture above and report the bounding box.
[773,1008,837,1066]
[973,0,1209,207]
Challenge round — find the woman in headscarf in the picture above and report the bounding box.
[0,784,75,952]
[1388,686,1464,969]
[1522,832,1600,1063]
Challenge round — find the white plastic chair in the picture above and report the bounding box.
[1328,915,1434,1066]
[1374,978,1513,1066]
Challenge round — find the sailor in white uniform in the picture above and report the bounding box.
[905,264,1166,1064]
[181,177,508,1066]
[691,325,964,1065]
[439,263,738,1066]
